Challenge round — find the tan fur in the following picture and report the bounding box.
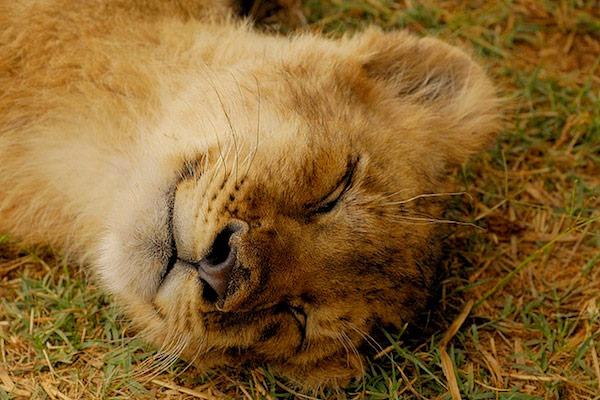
[0,0,502,389]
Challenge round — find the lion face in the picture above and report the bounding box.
[97,29,501,387]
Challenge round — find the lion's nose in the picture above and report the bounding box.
[197,222,244,303]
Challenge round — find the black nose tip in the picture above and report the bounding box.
[197,223,243,303]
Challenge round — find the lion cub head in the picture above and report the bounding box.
[97,29,501,388]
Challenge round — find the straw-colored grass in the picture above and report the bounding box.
[1,0,598,398]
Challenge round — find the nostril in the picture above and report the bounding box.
[197,222,245,304]
[202,283,219,304]
[204,222,245,267]
[204,225,236,266]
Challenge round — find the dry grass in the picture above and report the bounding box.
[1,0,599,399]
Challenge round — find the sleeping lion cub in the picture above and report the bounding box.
[0,0,501,389]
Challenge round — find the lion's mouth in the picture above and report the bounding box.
[158,184,178,287]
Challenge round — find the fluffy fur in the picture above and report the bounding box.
[0,0,502,389]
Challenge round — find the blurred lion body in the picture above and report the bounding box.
[0,0,501,389]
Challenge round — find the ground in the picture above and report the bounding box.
[0,0,598,399]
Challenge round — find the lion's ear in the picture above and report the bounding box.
[358,29,502,167]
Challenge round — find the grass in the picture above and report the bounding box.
[1,0,599,398]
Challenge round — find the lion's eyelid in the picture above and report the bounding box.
[311,156,359,214]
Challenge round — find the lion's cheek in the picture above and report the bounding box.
[96,231,165,303]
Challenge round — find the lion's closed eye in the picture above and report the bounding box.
[307,157,358,215]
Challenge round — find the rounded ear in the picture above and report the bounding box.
[356,29,503,167]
